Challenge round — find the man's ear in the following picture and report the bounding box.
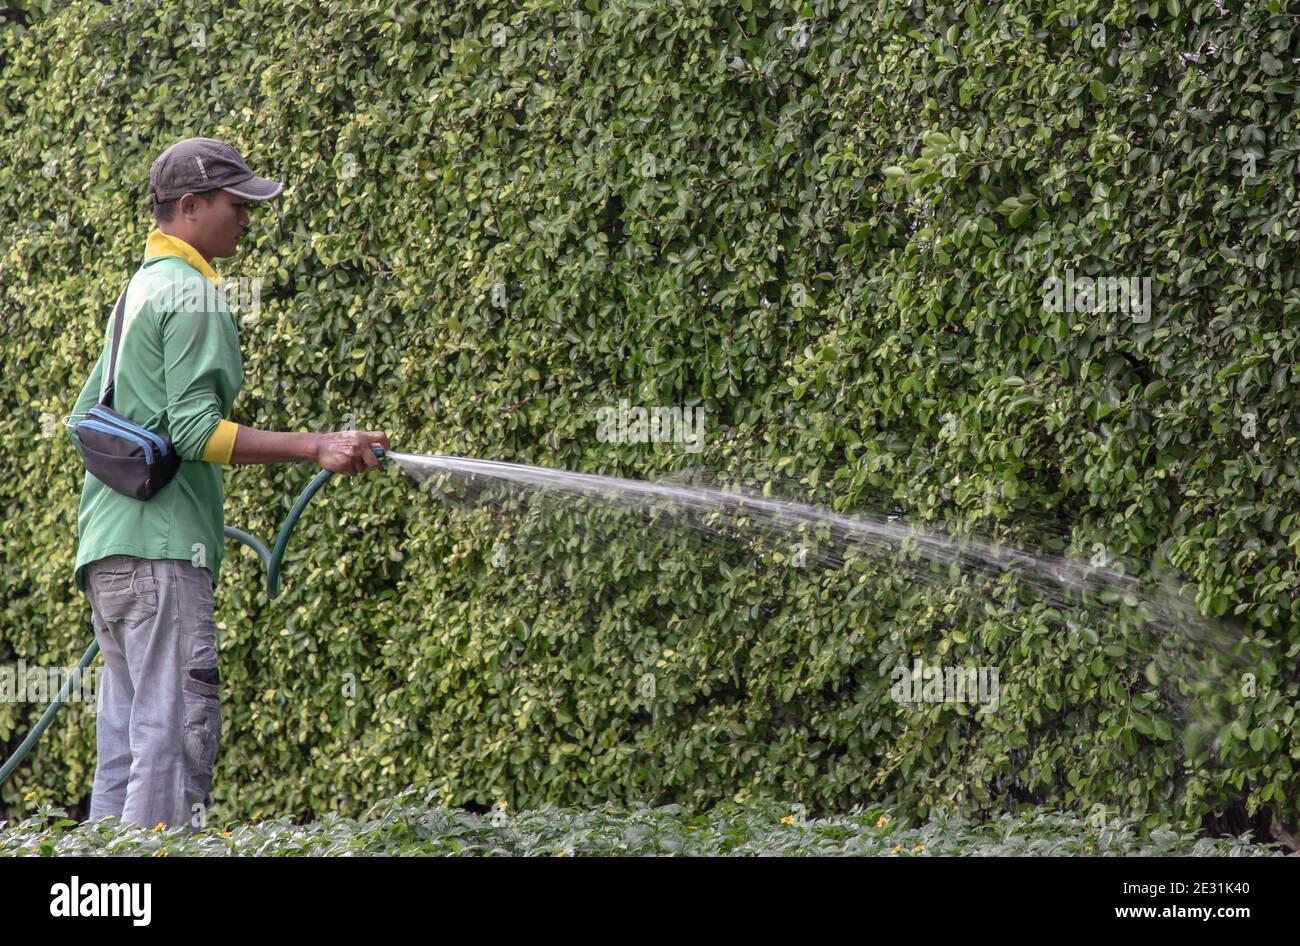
[177,191,211,218]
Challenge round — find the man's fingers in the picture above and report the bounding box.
[330,430,388,475]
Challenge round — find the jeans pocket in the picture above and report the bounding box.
[182,669,221,795]
[171,560,216,638]
[92,573,159,628]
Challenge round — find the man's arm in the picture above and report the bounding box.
[228,425,391,475]
[161,289,243,462]
[227,426,319,464]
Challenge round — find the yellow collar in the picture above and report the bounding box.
[144,228,220,285]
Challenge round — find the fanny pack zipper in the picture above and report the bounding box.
[87,406,168,456]
[77,418,156,465]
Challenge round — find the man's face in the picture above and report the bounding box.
[177,189,250,258]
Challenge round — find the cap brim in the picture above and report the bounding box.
[222,175,284,200]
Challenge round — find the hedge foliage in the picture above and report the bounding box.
[1,0,1296,835]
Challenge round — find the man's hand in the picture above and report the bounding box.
[314,430,392,475]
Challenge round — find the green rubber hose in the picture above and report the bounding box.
[0,446,387,790]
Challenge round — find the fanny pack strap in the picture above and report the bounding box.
[101,286,128,409]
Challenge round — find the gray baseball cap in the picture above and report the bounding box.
[149,137,285,204]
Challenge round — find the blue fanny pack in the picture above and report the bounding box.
[67,288,181,500]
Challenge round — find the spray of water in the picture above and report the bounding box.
[390,455,1226,627]
[383,450,1252,775]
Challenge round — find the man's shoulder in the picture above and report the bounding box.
[135,257,230,318]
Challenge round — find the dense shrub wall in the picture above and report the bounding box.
[1,0,1295,833]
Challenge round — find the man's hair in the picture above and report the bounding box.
[151,190,216,224]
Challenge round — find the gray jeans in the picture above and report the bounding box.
[83,554,221,831]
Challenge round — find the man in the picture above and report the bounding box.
[65,137,390,831]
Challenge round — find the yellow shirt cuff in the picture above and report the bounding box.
[201,420,239,464]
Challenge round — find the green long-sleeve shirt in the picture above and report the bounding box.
[68,229,244,592]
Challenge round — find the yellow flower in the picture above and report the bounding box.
[876,815,889,828]
[152,822,166,833]
[496,800,509,812]
[29,847,40,855]
[890,844,902,855]
[780,814,795,825]
[555,849,568,857]
[222,830,233,839]
[913,844,925,853]
[1084,842,1093,853]
[23,791,36,802]
[153,849,168,857]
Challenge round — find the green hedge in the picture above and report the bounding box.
[1,0,1296,836]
